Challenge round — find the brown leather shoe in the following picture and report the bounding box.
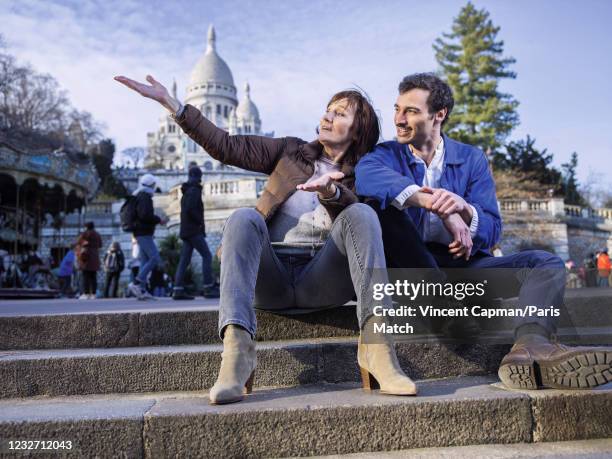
[498,341,612,390]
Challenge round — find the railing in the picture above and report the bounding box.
[84,201,114,215]
[498,199,551,212]
[208,181,240,195]
[594,208,612,220]
[204,178,267,198]
[498,199,612,222]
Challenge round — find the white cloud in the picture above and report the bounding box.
[1,0,610,183]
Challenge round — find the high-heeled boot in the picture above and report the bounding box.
[209,325,257,405]
[357,318,417,396]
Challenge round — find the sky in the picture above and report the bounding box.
[1,0,611,186]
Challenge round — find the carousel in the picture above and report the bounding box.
[0,129,99,298]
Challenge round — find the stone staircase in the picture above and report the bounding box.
[0,292,611,458]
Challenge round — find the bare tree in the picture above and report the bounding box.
[0,34,103,144]
[579,170,612,208]
[120,146,147,168]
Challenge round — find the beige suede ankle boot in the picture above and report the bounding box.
[209,325,257,405]
[357,317,417,396]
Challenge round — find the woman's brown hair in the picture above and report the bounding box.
[326,90,380,167]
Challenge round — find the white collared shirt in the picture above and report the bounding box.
[392,138,479,245]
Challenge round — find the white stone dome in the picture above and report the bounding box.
[189,25,234,87]
[236,82,260,120]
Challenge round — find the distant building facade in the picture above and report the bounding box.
[145,25,267,174]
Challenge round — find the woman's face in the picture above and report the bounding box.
[318,98,355,152]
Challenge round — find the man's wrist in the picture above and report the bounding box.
[460,204,473,224]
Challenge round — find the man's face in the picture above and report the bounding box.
[394,89,441,145]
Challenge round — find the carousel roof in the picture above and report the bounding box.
[0,132,100,202]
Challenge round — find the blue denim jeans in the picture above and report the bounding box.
[135,235,161,285]
[175,233,214,288]
[371,202,565,338]
[217,204,392,338]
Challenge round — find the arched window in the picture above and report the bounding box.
[216,104,221,115]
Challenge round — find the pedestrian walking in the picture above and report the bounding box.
[127,174,167,299]
[173,165,219,300]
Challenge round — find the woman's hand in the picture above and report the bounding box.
[114,75,181,114]
[296,171,345,199]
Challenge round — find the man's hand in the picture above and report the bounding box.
[422,186,473,223]
[114,75,181,114]
[442,213,473,260]
[296,171,344,199]
[159,216,169,226]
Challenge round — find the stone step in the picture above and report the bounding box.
[0,304,358,350]
[0,377,610,458]
[1,288,609,350]
[306,439,612,458]
[0,338,512,399]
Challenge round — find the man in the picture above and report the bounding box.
[173,165,219,300]
[128,174,167,300]
[356,72,611,390]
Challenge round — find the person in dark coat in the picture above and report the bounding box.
[128,174,167,300]
[103,241,125,298]
[76,221,102,299]
[173,165,219,300]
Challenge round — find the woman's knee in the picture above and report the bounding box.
[225,208,265,231]
[339,202,378,221]
[338,203,382,233]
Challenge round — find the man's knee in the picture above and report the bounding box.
[529,250,564,270]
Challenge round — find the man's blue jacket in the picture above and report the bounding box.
[355,134,502,256]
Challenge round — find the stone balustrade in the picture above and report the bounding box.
[203,177,267,198]
[498,198,612,222]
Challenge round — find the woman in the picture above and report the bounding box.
[115,75,416,403]
[76,221,102,299]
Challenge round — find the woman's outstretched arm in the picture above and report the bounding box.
[114,75,290,174]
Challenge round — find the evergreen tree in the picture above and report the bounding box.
[493,135,563,193]
[561,152,584,205]
[90,139,127,198]
[433,2,519,151]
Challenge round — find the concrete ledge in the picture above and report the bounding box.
[530,389,612,442]
[308,439,612,458]
[0,306,359,350]
[2,288,610,350]
[143,377,530,457]
[1,377,609,458]
[0,339,513,398]
[0,396,152,458]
